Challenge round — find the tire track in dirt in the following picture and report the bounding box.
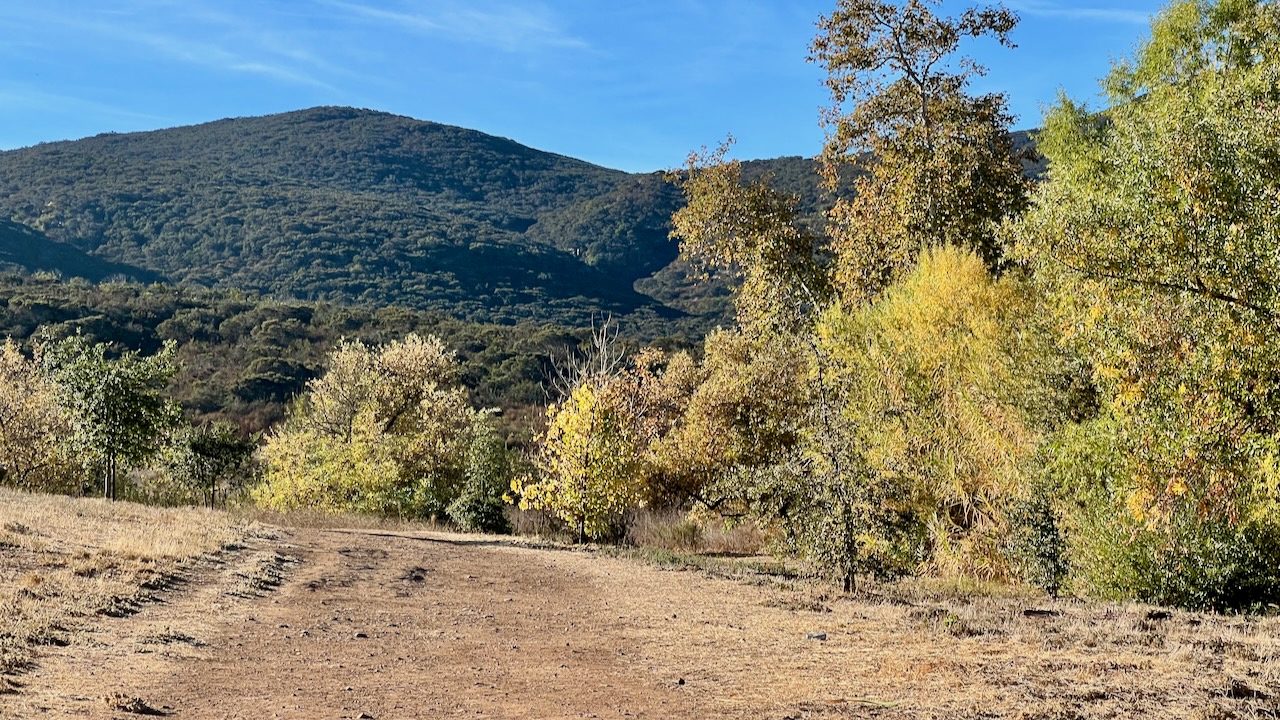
[152,529,708,719]
[9,528,712,719]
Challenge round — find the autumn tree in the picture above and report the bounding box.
[256,334,480,517]
[1012,0,1280,609]
[516,378,647,542]
[659,1,1042,591]
[514,322,649,542]
[820,246,1060,579]
[650,330,808,515]
[670,142,829,336]
[812,0,1027,300]
[670,146,914,589]
[0,340,77,492]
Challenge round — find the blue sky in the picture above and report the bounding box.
[0,1,1166,172]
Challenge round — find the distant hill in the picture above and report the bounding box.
[0,107,1039,329]
[0,219,160,283]
[0,108,713,326]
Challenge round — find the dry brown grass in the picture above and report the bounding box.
[552,548,1280,720]
[233,506,450,532]
[0,487,246,677]
[624,507,768,556]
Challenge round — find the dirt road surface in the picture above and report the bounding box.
[8,526,1279,719]
[7,528,829,719]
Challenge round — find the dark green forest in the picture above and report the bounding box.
[0,107,730,325]
[0,274,695,440]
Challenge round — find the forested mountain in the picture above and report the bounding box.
[0,107,1039,329]
[0,107,719,326]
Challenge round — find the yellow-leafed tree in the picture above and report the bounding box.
[256,334,480,518]
[516,377,647,542]
[0,340,78,492]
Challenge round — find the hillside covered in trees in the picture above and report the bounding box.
[0,106,1038,329]
[0,107,809,327]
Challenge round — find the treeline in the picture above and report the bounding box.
[0,329,515,524]
[506,0,1280,611]
[0,274,698,440]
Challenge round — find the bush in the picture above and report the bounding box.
[446,492,510,534]
[255,334,476,519]
[1007,485,1068,598]
[445,419,513,534]
[1042,419,1280,611]
[1073,499,1280,613]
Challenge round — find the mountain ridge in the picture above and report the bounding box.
[0,106,1037,330]
[0,106,729,327]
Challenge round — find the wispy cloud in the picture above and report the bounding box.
[0,85,172,126]
[0,2,342,91]
[1005,1,1153,25]
[324,0,590,54]
[124,26,339,91]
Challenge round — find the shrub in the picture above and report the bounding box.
[446,420,514,534]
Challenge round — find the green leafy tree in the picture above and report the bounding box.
[165,422,258,509]
[41,335,181,500]
[812,0,1026,300]
[447,415,516,534]
[1011,0,1280,609]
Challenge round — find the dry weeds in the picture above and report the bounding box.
[624,507,768,556]
[578,549,1280,719]
[0,487,246,677]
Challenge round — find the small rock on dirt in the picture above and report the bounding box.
[102,693,164,715]
[806,633,827,641]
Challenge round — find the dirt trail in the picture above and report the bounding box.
[8,529,735,719]
[12,525,1277,719]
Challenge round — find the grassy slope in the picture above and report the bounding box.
[0,488,246,678]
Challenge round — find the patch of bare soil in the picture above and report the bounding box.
[5,528,1279,719]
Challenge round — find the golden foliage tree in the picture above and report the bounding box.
[820,246,1051,578]
[812,0,1027,301]
[0,340,77,492]
[669,143,830,336]
[515,377,647,542]
[256,334,478,517]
